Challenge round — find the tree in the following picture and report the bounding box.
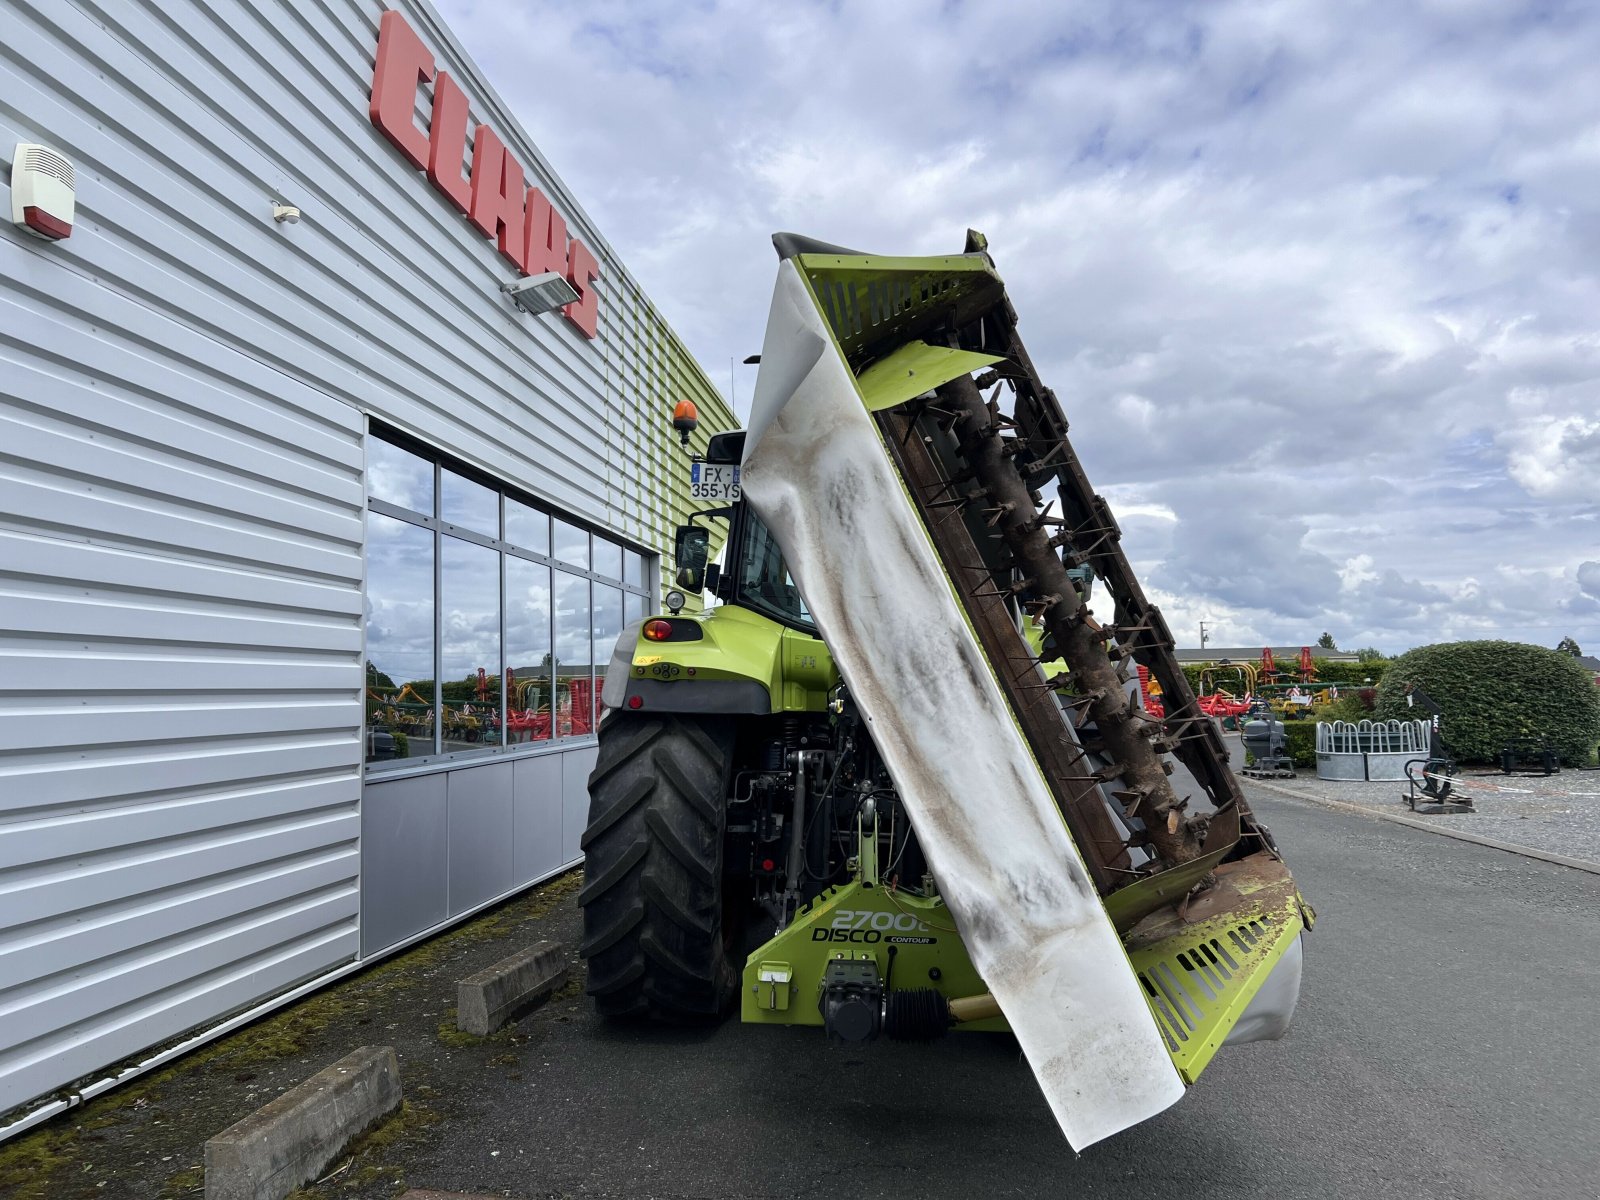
[1374,640,1600,765]
[1355,646,1386,664]
[1557,636,1583,657]
[1317,632,1337,649]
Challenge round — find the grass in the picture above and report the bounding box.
[284,1100,440,1198]
[157,1164,205,1198]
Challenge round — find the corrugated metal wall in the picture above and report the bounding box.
[0,243,367,1111]
[0,0,734,1116]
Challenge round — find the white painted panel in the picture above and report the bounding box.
[447,761,514,916]
[512,752,565,885]
[361,773,449,956]
[561,747,599,864]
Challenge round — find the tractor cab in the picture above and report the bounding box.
[670,430,815,634]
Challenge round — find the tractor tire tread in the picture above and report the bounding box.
[579,713,738,1024]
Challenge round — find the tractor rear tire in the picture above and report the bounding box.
[579,712,739,1022]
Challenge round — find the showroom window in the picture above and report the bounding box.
[364,429,655,768]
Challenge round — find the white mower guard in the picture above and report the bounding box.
[741,260,1185,1150]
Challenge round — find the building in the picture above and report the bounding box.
[0,1,733,1129]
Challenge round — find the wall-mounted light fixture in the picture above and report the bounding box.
[501,271,578,316]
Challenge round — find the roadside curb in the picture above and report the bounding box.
[1246,779,1600,876]
[204,1046,402,1200]
[457,940,568,1037]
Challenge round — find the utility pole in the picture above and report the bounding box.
[1199,620,1211,652]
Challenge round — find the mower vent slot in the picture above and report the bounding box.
[1177,938,1237,1000]
[801,261,997,361]
[1139,973,1186,1050]
[1139,962,1205,1049]
[1228,918,1268,956]
[1135,912,1292,1064]
[815,274,959,342]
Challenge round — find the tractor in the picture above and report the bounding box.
[578,232,1311,1148]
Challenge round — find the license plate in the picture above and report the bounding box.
[689,462,741,502]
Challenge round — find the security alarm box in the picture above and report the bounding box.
[11,143,75,240]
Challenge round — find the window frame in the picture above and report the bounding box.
[363,427,655,775]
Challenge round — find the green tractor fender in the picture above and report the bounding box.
[599,604,835,716]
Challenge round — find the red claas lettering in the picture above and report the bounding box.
[369,9,600,338]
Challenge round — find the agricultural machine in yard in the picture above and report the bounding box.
[579,233,1312,1149]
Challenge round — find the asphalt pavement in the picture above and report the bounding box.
[376,788,1600,1200]
[10,790,1596,1200]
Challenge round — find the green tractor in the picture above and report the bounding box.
[579,232,1309,1146]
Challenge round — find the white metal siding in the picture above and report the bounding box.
[0,241,366,1111]
[2,0,731,543]
[0,0,734,1118]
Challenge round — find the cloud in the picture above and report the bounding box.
[1580,561,1600,599]
[1500,410,1600,501]
[438,0,1600,654]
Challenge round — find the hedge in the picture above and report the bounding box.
[1373,640,1600,765]
[1283,721,1317,768]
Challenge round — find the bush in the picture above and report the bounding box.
[1283,721,1317,768]
[1314,694,1371,725]
[1373,640,1600,765]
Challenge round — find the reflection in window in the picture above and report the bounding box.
[369,439,434,515]
[506,558,552,744]
[592,585,623,732]
[505,496,549,556]
[365,430,654,766]
[553,519,589,570]
[553,571,591,737]
[366,513,435,763]
[593,537,623,582]
[441,536,502,754]
[442,469,498,537]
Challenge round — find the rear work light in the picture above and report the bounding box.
[642,619,674,641]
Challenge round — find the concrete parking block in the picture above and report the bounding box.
[204,1045,402,1200]
[457,939,568,1036]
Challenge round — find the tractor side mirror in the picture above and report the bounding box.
[674,524,710,592]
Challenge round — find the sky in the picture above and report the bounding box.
[437,0,1600,655]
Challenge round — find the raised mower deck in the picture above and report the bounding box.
[740,233,1309,1148]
